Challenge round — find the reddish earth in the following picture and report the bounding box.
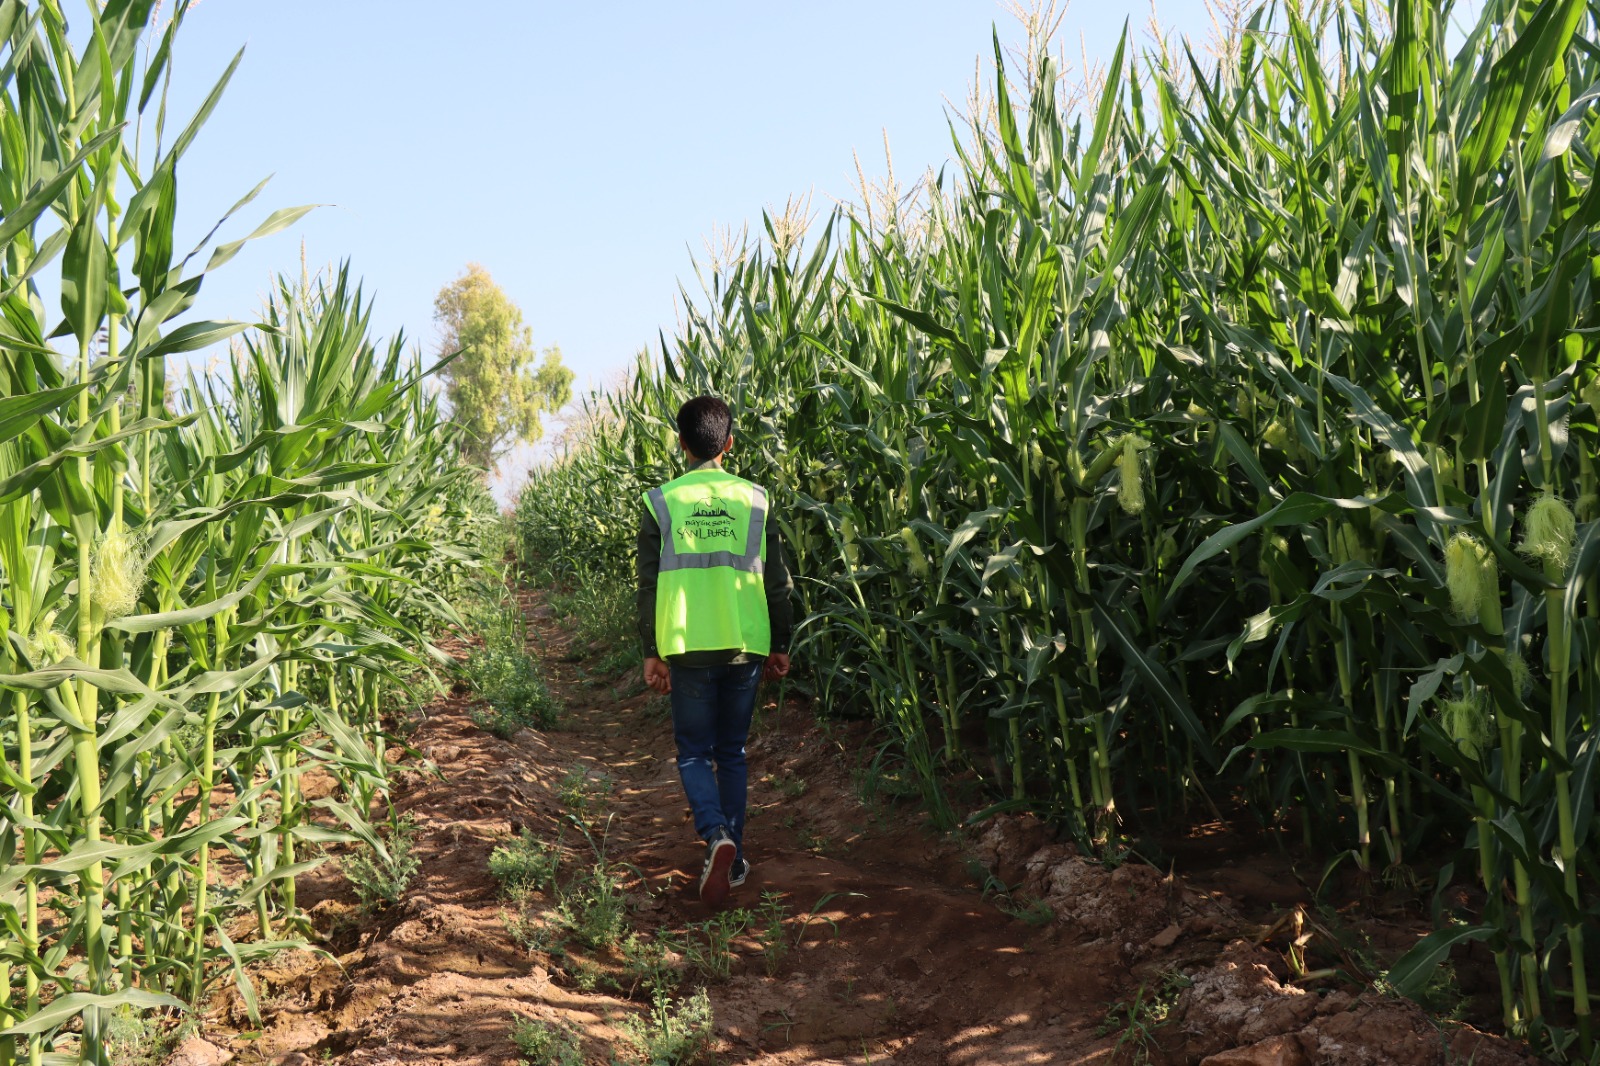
[176,591,1541,1066]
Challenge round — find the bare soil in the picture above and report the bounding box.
[179,590,1541,1066]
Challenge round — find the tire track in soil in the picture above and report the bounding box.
[209,590,1123,1066]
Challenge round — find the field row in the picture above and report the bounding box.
[518,2,1600,1059]
[0,4,497,1062]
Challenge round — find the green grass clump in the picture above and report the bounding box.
[680,909,751,984]
[466,645,560,736]
[462,586,561,736]
[489,829,560,896]
[557,861,631,950]
[341,814,423,912]
[510,1015,583,1066]
[754,891,792,977]
[1098,970,1191,1065]
[621,931,680,997]
[621,987,714,1066]
[104,1006,179,1066]
[558,764,614,816]
[544,565,635,648]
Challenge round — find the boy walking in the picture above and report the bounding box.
[637,396,793,906]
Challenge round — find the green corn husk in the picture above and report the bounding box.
[900,526,930,578]
[1115,435,1150,515]
[1444,533,1495,621]
[1262,417,1301,458]
[1506,652,1533,700]
[1439,691,1491,760]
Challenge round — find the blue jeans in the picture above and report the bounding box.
[670,660,763,860]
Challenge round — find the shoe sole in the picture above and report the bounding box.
[700,838,736,906]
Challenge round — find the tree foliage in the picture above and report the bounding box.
[434,263,574,470]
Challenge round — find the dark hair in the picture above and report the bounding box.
[676,395,732,461]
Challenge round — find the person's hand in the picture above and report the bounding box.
[644,656,671,695]
[763,653,791,682]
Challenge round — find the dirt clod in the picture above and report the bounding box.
[1198,1033,1310,1066]
[165,1037,234,1066]
[1157,943,1540,1066]
[1149,923,1183,949]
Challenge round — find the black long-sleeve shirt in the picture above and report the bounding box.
[636,467,794,665]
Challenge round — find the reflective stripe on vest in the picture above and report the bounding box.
[649,484,767,575]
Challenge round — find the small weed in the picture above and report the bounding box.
[621,987,715,1066]
[621,930,681,996]
[969,862,1055,927]
[504,909,564,957]
[1095,838,1133,869]
[791,891,858,948]
[322,908,361,949]
[465,595,561,734]
[1415,961,1466,1022]
[852,745,921,808]
[763,770,807,800]
[104,1005,174,1066]
[509,1014,583,1066]
[510,817,634,953]
[796,828,831,854]
[171,719,205,760]
[1301,901,1390,986]
[341,813,421,913]
[557,861,630,950]
[595,645,641,677]
[760,1009,796,1045]
[1098,970,1191,1064]
[389,698,429,740]
[966,858,1007,896]
[467,651,561,735]
[1001,896,1057,927]
[558,764,614,816]
[755,891,791,976]
[681,908,752,983]
[559,952,607,992]
[489,829,560,896]
[546,567,634,650]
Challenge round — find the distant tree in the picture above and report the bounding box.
[433,263,574,471]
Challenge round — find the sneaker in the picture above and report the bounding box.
[699,828,737,906]
[729,857,750,889]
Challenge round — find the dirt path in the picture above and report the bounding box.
[202,590,1124,1065]
[192,590,1540,1066]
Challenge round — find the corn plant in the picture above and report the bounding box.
[0,4,498,1062]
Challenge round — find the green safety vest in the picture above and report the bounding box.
[644,468,771,658]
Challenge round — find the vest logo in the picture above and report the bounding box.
[677,492,739,545]
[692,495,732,519]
